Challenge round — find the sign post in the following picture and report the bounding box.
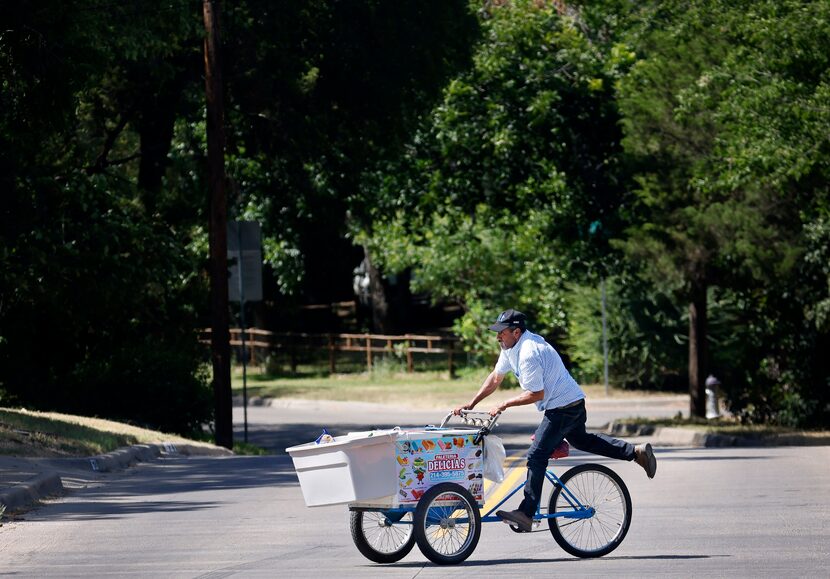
[228,221,262,443]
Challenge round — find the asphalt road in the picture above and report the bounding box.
[1,446,828,577]
[2,395,828,578]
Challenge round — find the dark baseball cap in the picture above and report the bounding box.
[489,309,527,332]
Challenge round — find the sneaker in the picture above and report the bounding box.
[496,509,533,532]
[634,443,657,478]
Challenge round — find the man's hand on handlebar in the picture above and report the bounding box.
[452,403,473,416]
[489,403,506,417]
[444,409,501,430]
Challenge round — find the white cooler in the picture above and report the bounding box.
[287,428,484,508]
[286,430,400,507]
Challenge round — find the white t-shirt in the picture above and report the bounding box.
[494,330,585,411]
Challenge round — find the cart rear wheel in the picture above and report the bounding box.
[413,483,481,565]
[350,510,415,563]
[547,463,632,558]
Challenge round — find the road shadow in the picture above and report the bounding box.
[29,455,299,521]
[389,553,727,568]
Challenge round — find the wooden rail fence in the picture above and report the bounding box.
[201,329,459,376]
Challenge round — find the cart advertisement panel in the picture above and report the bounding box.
[395,433,483,503]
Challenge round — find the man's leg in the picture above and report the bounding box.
[564,402,635,460]
[564,402,657,478]
[497,411,567,532]
[516,409,569,517]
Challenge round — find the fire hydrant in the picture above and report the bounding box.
[705,375,721,419]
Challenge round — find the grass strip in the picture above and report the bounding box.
[0,408,225,458]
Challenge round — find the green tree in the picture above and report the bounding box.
[0,0,482,431]
[221,0,479,332]
[614,2,733,416]
[364,0,630,350]
[0,1,211,433]
[698,0,830,426]
[615,0,829,423]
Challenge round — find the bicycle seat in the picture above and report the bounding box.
[529,436,570,459]
[551,440,570,459]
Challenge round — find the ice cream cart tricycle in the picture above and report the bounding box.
[287,411,632,565]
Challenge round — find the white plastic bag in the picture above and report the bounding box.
[483,434,506,482]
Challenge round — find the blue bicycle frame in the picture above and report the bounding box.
[480,468,595,523]
[359,467,594,527]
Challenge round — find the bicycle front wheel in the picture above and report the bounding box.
[350,510,415,563]
[413,483,481,565]
[547,463,632,558]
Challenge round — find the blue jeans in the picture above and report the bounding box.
[517,400,635,517]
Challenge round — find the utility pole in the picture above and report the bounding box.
[203,0,232,449]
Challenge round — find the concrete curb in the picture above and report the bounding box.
[0,472,64,514]
[87,444,160,473]
[607,421,830,448]
[0,442,233,515]
[86,442,233,473]
[168,443,235,457]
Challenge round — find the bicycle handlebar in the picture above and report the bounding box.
[439,410,501,434]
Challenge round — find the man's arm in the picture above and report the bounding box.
[488,348,544,414]
[488,389,544,416]
[453,370,505,415]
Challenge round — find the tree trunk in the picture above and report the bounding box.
[363,245,390,334]
[688,281,708,418]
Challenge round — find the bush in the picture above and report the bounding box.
[0,176,212,436]
[563,276,685,389]
[69,336,213,435]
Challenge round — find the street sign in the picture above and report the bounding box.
[227,220,262,444]
[227,220,262,303]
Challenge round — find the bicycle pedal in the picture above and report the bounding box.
[509,521,542,534]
